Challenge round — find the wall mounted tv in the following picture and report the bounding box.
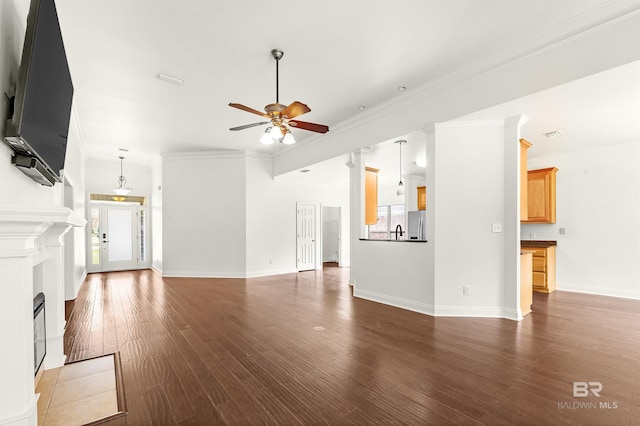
[3,0,74,186]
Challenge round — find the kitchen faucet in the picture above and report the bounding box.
[395,224,404,240]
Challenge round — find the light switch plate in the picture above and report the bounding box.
[492,223,502,233]
[559,227,566,235]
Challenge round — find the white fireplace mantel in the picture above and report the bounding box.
[0,205,86,426]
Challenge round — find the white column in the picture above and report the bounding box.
[42,224,73,369]
[347,149,369,286]
[0,223,49,426]
[504,115,528,320]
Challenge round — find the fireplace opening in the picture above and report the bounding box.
[33,292,46,376]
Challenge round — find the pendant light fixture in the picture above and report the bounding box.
[113,156,131,196]
[395,140,406,195]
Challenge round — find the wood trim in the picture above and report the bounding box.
[519,139,531,221]
[70,352,128,426]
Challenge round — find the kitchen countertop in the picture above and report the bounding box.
[521,240,557,248]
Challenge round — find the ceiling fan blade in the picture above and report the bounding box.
[288,120,329,134]
[229,122,270,131]
[229,103,270,118]
[280,101,311,119]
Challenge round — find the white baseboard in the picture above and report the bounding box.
[354,288,435,316]
[245,268,298,278]
[151,265,162,275]
[43,333,66,369]
[75,270,87,297]
[354,288,520,320]
[434,305,520,320]
[162,268,301,279]
[0,394,38,426]
[161,270,247,279]
[558,282,640,300]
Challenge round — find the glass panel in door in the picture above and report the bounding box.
[102,205,138,271]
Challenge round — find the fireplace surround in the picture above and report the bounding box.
[0,206,85,426]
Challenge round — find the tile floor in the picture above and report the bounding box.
[36,354,121,426]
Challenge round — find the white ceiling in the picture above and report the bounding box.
[278,60,640,186]
[53,0,640,168]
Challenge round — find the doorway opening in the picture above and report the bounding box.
[87,195,149,273]
[322,205,341,268]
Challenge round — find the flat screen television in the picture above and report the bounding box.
[3,0,73,186]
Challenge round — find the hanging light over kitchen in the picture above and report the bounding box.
[395,140,406,196]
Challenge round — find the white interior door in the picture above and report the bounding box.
[102,205,139,272]
[297,202,316,271]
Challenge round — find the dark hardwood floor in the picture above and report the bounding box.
[64,268,640,425]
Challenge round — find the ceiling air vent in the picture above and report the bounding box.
[543,130,563,138]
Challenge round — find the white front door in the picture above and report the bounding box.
[296,202,316,271]
[102,205,138,271]
[89,203,148,273]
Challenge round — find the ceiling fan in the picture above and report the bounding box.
[228,49,329,145]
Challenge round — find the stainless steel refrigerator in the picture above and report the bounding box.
[407,210,426,240]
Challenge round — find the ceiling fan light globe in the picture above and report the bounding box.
[282,131,296,145]
[260,128,275,144]
[270,126,283,140]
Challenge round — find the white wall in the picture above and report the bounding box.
[523,142,640,299]
[1,0,88,422]
[62,111,87,300]
[162,151,247,277]
[432,121,519,318]
[352,120,522,319]
[1,0,87,301]
[246,155,350,277]
[150,155,163,273]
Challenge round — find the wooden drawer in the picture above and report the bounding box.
[528,248,546,257]
[532,271,546,288]
[532,257,546,272]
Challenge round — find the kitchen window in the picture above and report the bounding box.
[368,205,404,240]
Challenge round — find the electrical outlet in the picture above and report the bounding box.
[492,223,502,233]
[559,228,566,235]
[463,285,470,296]
[529,231,536,238]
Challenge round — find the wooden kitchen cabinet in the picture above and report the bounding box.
[520,139,532,221]
[417,186,426,210]
[365,167,379,225]
[520,251,533,315]
[527,246,556,293]
[524,167,558,223]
